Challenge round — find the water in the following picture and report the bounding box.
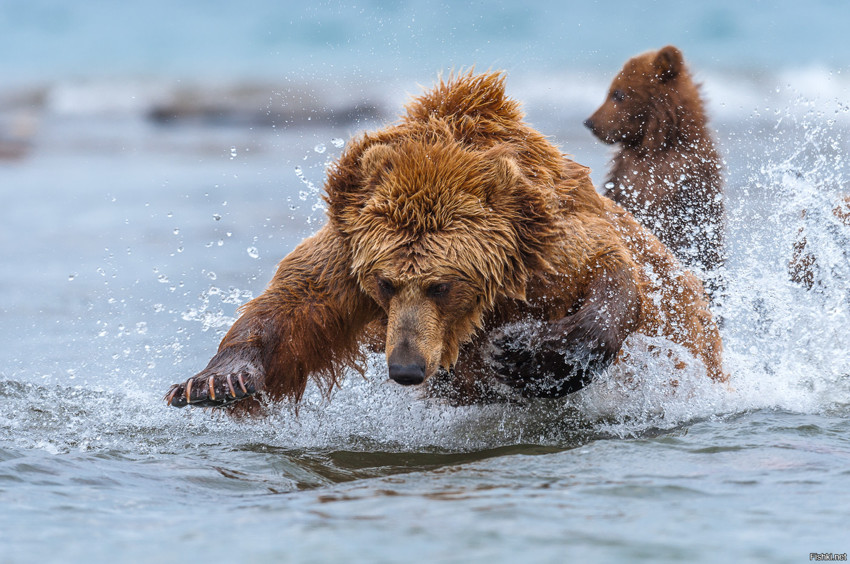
[2,2,850,562]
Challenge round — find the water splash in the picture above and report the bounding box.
[180,286,253,333]
[717,102,850,420]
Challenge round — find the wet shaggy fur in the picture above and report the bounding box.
[585,46,725,299]
[166,71,725,414]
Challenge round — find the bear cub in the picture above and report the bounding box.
[585,45,725,300]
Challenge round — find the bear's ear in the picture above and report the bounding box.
[324,137,398,222]
[654,45,683,83]
[493,154,525,189]
[359,143,397,185]
[483,145,525,190]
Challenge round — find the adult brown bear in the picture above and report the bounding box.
[585,46,725,300]
[166,71,725,414]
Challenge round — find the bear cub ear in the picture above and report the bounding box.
[359,143,397,185]
[654,45,683,83]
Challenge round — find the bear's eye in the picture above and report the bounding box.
[426,282,451,298]
[376,277,396,297]
[611,89,625,102]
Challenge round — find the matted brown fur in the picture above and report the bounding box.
[585,46,725,296]
[165,71,725,414]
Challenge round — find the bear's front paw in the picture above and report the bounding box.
[166,344,267,408]
[487,319,611,398]
[165,368,260,408]
[165,345,265,408]
[487,321,540,389]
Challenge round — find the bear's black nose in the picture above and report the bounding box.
[388,363,426,386]
[583,118,595,130]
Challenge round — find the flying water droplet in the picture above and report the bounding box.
[247,247,259,259]
[314,143,326,154]
[331,137,345,148]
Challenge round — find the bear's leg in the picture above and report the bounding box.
[165,225,380,410]
[490,260,641,398]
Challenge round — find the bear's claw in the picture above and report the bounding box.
[165,371,257,408]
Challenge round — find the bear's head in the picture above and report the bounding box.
[333,135,559,386]
[584,45,698,149]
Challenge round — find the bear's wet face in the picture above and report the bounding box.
[584,46,685,148]
[346,141,539,387]
[368,274,480,386]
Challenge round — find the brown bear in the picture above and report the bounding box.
[788,195,850,289]
[165,71,725,414]
[584,46,725,300]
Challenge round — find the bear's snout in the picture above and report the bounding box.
[584,114,615,144]
[388,362,426,386]
[584,115,607,142]
[387,342,427,386]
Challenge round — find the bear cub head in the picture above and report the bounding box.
[584,45,695,148]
